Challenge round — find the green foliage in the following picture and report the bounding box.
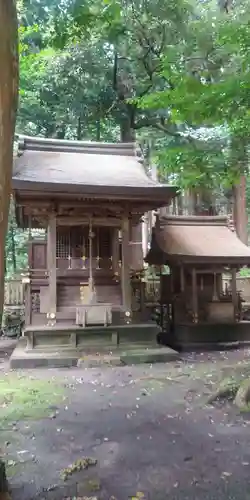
[137,1,250,188]
[14,0,250,204]
[5,199,29,277]
[17,0,196,142]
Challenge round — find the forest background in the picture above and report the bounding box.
[6,0,250,276]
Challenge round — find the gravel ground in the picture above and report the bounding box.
[2,346,250,499]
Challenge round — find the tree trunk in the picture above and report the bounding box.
[0,0,19,325]
[231,134,248,244]
[187,189,198,215]
[120,112,135,142]
[56,125,66,139]
[187,188,217,216]
[233,176,248,244]
[77,115,82,140]
[198,188,217,215]
[96,118,101,141]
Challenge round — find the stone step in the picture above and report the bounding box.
[10,341,179,369]
[119,347,179,365]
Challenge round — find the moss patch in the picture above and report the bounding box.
[0,373,64,426]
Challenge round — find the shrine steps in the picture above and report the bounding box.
[10,344,179,369]
[9,324,179,369]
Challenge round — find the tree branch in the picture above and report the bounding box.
[133,117,198,147]
[133,117,181,137]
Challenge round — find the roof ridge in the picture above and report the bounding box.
[17,135,140,158]
[160,215,229,227]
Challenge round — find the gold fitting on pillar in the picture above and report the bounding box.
[124,310,132,324]
[46,312,56,326]
[193,313,198,324]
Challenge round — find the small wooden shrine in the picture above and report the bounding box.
[146,215,250,350]
[10,136,177,367]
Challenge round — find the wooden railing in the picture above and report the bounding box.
[4,277,24,307]
[223,275,250,305]
[144,277,160,303]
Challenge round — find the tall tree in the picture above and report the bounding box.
[138,0,250,225]
[51,0,193,142]
[0,0,19,325]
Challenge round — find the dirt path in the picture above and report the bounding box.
[2,350,250,499]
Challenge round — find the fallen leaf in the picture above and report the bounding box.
[49,413,57,419]
[221,471,232,477]
[7,460,16,466]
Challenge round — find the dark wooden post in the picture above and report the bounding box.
[231,268,237,320]
[192,267,198,323]
[112,228,119,276]
[24,282,31,326]
[216,273,222,297]
[47,213,57,322]
[180,266,185,292]
[121,216,131,312]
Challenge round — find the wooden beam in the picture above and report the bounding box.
[121,216,132,311]
[192,268,198,323]
[56,216,121,226]
[47,213,57,321]
[17,193,163,213]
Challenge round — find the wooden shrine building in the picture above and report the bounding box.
[10,136,177,367]
[147,215,250,350]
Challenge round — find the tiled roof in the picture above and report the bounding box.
[13,136,175,200]
[147,215,250,264]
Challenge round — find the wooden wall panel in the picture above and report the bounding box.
[29,241,47,269]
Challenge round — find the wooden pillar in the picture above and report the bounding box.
[47,213,57,321]
[130,223,144,271]
[112,228,119,275]
[180,266,185,292]
[216,273,222,297]
[192,268,198,323]
[142,213,149,258]
[121,216,131,312]
[231,268,237,319]
[24,283,31,326]
[88,220,94,292]
[212,273,218,301]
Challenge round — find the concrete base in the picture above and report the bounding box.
[10,342,79,368]
[166,322,250,352]
[9,339,179,369]
[22,322,160,351]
